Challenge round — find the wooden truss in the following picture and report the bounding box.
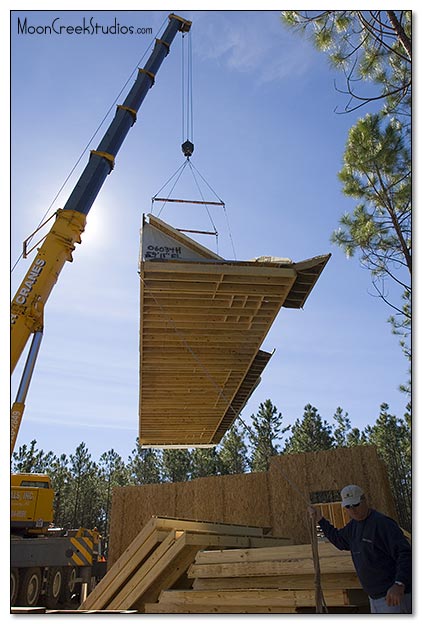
[139,214,330,447]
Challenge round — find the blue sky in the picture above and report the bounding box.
[9,8,410,463]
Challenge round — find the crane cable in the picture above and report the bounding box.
[11,15,169,273]
[139,270,326,612]
[152,27,237,259]
[181,29,194,149]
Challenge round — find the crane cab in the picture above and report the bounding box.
[11,473,54,535]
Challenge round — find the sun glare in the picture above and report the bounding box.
[78,199,111,252]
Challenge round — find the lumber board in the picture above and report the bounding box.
[79,521,170,610]
[188,555,355,579]
[193,541,340,564]
[134,545,200,612]
[144,260,297,279]
[192,572,362,591]
[145,603,299,613]
[107,531,180,609]
[246,536,293,547]
[110,530,274,611]
[153,516,265,536]
[155,588,349,607]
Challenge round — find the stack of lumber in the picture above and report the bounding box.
[145,541,370,613]
[79,516,291,612]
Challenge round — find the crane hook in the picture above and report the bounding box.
[182,140,194,159]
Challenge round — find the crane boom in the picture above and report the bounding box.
[11,13,191,452]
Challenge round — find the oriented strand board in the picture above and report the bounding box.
[269,446,397,543]
[139,214,330,447]
[108,446,397,564]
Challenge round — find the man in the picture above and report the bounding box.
[309,485,411,614]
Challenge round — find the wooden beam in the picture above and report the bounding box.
[193,541,341,564]
[155,588,349,607]
[188,555,356,579]
[145,603,299,613]
[153,517,264,536]
[79,524,171,610]
[192,572,362,591]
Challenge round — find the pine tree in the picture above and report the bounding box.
[333,113,411,360]
[249,400,289,472]
[218,423,249,475]
[282,11,412,370]
[281,11,411,118]
[190,448,221,479]
[47,453,71,527]
[365,403,411,530]
[98,449,129,535]
[67,442,101,529]
[11,439,55,473]
[346,427,368,447]
[332,407,352,447]
[127,439,161,485]
[160,449,191,483]
[284,404,334,453]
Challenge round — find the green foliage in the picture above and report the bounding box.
[332,407,367,447]
[67,442,102,530]
[284,404,334,453]
[190,448,221,479]
[127,440,161,485]
[97,449,129,535]
[48,453,72,527]
[218,423,249,474]
[364,403,411,530]
[11,397,410,533]
[11,439,55,473]
[160,449,191,483]
[248,399,289,471]
[282,11,412,373]
[281,11,411,117]
[333,112,411,364]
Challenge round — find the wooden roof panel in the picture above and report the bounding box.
[139,214,330,448]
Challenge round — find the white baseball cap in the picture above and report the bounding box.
[341,484,364,507]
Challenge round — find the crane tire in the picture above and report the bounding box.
[44,567,63,609]
[60,566,78,604]
[11,568,19,606]
[16,567,42,607]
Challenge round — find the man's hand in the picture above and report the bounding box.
[386,583,405,607]
[308,505,322,523]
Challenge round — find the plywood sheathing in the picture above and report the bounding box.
[108,471,271,567]
[268,445,396,542]
[139,214,330,447]
[108,446,395,567]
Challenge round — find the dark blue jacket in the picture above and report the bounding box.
[319,509,411,599]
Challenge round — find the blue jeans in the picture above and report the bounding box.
[369,593,412,614]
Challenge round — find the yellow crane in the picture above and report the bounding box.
[11,13,191,454]
[10,14,191,609]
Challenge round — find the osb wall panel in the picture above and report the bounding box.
[221,472,272,529]
[108,481,177,563]
[108,471,268,567]
[108,446,395,565]
[269,446,396,543]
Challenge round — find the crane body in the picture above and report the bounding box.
[10,13,191,608]
[11,13,191,453]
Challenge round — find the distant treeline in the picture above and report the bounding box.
[12,400,411,536]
